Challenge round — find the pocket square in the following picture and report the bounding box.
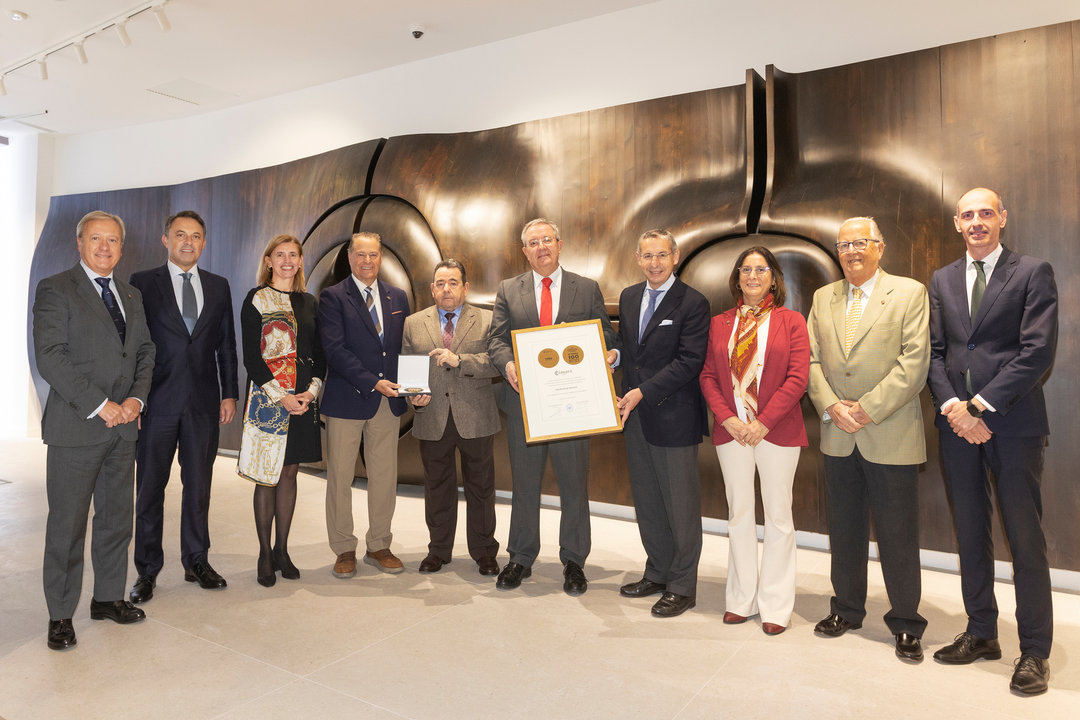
[659,319,674,326]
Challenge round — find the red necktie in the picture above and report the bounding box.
[540,277,553,326]
[442,312,455,348]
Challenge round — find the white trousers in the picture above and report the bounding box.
[716,440,801,626]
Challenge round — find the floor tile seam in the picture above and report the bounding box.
[296,593,475,675]
[291,676,419,719]
[670,642,744,720]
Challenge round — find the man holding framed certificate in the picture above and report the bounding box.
[488,218,618,595]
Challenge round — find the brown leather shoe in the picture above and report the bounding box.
[364,548,405,574]
[332,551,357,578]
[763,622,787,636]
[723,611,748,624]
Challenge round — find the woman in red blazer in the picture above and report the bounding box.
[700,246,809,635]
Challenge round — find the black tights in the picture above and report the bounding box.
[253,463,298,576]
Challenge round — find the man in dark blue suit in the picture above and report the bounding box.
[128,211,238,602]
[319,232,409,578]
[928,188,1058,695]
[615,229,709,617]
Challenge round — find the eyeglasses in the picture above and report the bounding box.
[638,252,673,262]
[835,238,880,254]
[739,266,770,276]
[525,236,557,249]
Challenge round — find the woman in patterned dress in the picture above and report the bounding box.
[699,247,810,635]
[238,234,325,586]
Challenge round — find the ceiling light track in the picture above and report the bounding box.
[0,1,172,92]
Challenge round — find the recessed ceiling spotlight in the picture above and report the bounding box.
[10,10,29,21]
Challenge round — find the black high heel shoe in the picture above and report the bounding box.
[273,547,300,580]
[257,552,276,587]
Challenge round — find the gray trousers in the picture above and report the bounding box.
[624,413,702,597]
[500,385,591,568]
[44,437,136,619]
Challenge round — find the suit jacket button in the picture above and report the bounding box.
[378,373,384,377]
[382,351,387,357]
[967,343,975,350]
[445,393,450,397]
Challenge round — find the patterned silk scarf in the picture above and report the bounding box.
[728,293,775,422]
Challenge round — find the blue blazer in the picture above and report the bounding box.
[130,265,239,417]
[618,278,710,447]
[318,276,409,419]
[928,246,1058,437]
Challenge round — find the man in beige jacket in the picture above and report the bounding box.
[404,259,502,577]
[807,217,930,663]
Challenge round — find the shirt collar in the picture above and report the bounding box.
[643,273,676,296]
[967,243,1003,273]
[848,269,880,299]
[80,261,114,283]
[532,266,562,287]
[167,260,199,279]
[351,275,378,295]
[438,304,464,323]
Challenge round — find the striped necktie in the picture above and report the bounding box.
[365,287,382,339]
[844,287,863,355]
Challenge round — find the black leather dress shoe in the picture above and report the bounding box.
[419,554,448,573]
[619,578,666,598]
[563,561,588,596]
[47,619,76,651]
[651,592,695,618]
[933,632,1002,664]
[895,632,924,662]
[129,574,156,604]
[1009,654,1050,695]
[89,599,146,624]
[477,556,500,576]
[814,613,861,637]
[185,560,227,589]
[496,562,531,590]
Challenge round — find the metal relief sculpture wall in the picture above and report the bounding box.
[27,21,1080,569]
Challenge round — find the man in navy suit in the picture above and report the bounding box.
[33,211,156,650]
[319,232,409,578]
[128,211,238,602]
[615,229,709,617]
[928,188,1058,695]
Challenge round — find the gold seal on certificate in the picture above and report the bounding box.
[511,319,621,443]
[537,348,559,368]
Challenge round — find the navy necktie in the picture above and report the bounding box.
[95,277,126,344]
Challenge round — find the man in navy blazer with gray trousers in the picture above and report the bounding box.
[615,229,709,618]
[928,188,1058,696]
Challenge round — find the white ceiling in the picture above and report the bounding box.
[0,0,656,133]
[0,1,1076,137]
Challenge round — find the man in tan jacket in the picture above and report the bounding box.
[404,259,502,577]
[807,217,930,663]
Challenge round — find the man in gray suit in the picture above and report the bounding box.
[807,216,929,662]
[32,211,156,651]
[488,218,618,595]
[403,259,502,577]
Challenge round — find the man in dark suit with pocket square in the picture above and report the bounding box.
[615,229,709,618]
[33,210,156,650]
[128,210,238,603]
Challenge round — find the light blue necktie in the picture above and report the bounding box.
[639,288,660,342]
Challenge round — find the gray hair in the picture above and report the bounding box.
[77,210,126,244]
[637,228,678,254]
[520,218,560,245]
[838,216,883,241]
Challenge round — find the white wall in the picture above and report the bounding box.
[9,0,1079,438]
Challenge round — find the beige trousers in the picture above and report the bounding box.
[324,397,400,556]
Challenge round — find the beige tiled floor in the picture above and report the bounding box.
[0,436,1077,719]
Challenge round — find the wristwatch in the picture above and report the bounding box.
[965,400,984,418]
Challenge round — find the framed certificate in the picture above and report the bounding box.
[511,319,621,443]
[397,355,433,397]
